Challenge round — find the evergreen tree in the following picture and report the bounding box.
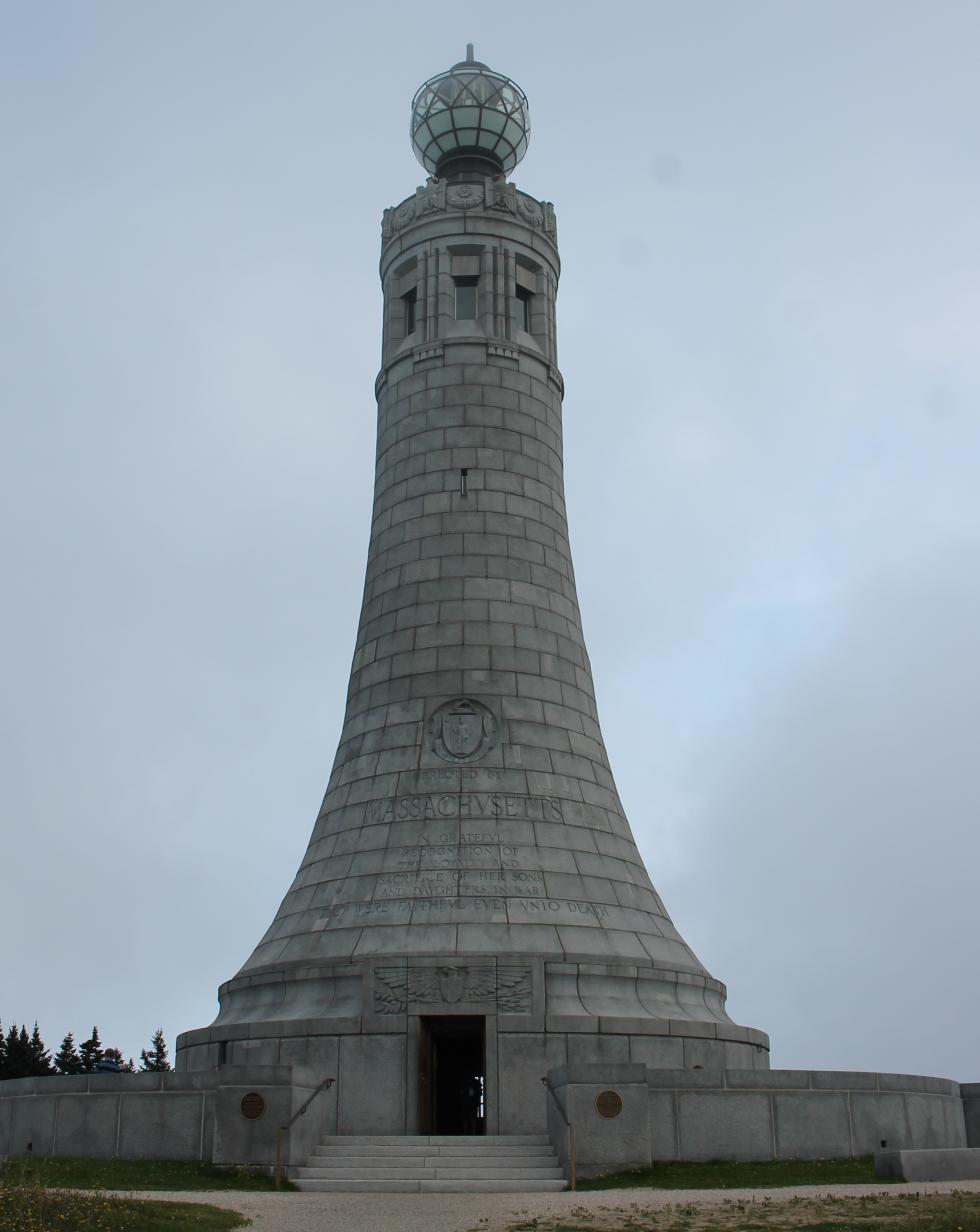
[1,1020,14,1079]
[54,1032,83,1075]
[79,1026,102,1073]
[15,1026,31,1077]
[0,1021,6,1078]
[2,1025,15,1078]
[28,1022,52,1075]
[2,1024,15,1078]
[1,1026,32,1079]
[139,1028,170,1072]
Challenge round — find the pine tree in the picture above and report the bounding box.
[139,1028,170,1072]
[79,1026,102,1073]
[54,1032,83,1074]
[15,1026,31,1077]
[0,1021,7,1078]
[2,1024,16,1078]
[28,1023,52,1076]
[1,1025,32,1079]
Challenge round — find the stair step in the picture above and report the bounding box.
[305,1153,555,1169]
[295,1167,438,1180]
[422,1180,567,1193]
[310,1143,554,1153]
[428,1134,550,1145]
[294,1180,425,1193]
[293,1178,567,1193]
[294,1133,566,1193]
[296,1166,564,1181]
[315,1134,550,1146]
[305,1154,429,1167]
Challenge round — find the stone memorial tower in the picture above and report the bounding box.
[177,49,769,1136]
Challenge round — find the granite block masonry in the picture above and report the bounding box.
[1,49,972,1174]
[176,50,769,1136]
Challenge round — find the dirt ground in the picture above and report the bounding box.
[129,1179,980,1232]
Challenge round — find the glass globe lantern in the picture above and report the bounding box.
[411,47,530,179]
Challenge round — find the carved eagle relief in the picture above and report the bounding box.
[373,965,531,1014]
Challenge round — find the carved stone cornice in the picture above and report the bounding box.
[382,177,558,246]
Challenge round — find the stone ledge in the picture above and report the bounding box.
[876,1148,980,1181]
[639,1068,965,1095]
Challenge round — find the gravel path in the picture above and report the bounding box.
[130,1180,980,1232]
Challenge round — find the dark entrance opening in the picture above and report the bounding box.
[419,1016,485,1135]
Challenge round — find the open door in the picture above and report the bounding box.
[419,1016,485,1135]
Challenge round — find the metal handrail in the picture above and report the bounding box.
[274,1076,335,1190]
[540,1076,576,1190]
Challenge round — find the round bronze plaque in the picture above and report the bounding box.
[595,1089,623,1119]
[240,1092,266,1120]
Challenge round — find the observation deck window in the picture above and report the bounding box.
[403,288,417,336]
[516,285,532,332]
[454,277,478,321]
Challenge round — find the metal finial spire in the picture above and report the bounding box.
[466,43,474,62]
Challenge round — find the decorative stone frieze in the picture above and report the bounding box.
[373,965,532,1014]
[382,177,557,243]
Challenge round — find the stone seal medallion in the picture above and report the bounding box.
[428,698,499,763]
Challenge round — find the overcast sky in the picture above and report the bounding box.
[2,0,978,1079]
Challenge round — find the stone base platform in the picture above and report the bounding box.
[875,1148,980,1181]
[177,954,771,1137]
[177,1014,769,1137]
[2,1065,973,1180]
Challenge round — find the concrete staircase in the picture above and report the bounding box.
[292,1133,567,1192]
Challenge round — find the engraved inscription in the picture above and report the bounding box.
[373,964,531,1014]
[518,899,610,920]
[366,793,563,823]
[387,836,526,871]
[418,843,505,869]
[460,870,546,896]
[411,897,507,914]
[314,895,607,927]
[375,869,545,897]
[377,871,459,898]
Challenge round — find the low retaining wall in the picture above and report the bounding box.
[876,1147,980,1181]
[2,1064,973,1175]
[546,1066,970,1179]
[0,1067,328,1167]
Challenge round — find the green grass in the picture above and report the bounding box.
[0,1156,292,1193]
[577,1157,891,1190]
[0,1167,249,1232]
